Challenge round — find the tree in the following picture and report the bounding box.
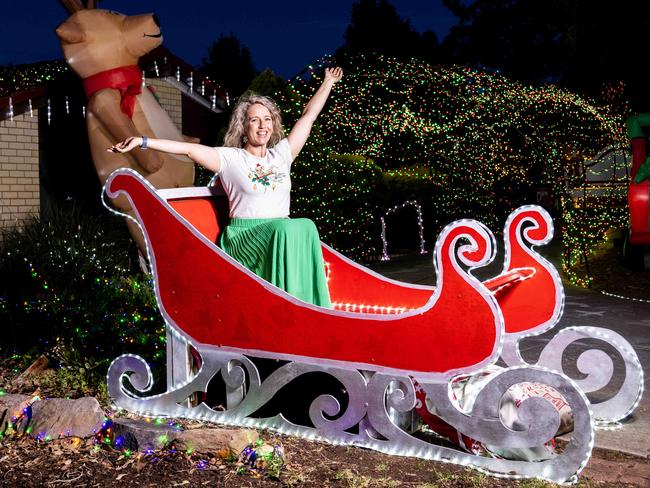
[442,0,650,110]
[200,34,257,101]
[442,0,567,83]
[246,68,289,99]
[337,0,441,65]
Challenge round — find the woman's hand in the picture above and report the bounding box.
[108,136,142,153]
[324,67,343,84]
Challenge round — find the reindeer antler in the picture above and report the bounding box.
[60,0,84,13]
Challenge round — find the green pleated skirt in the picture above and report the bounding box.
[220,218,332,308]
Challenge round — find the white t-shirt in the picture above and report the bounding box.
[214,138,293,218]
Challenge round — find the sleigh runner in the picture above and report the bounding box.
[103,168,634,482]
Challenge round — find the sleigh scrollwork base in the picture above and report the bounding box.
[108,344,594,484]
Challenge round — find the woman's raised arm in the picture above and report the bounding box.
[109,136,221,173]
[287,67,343,160]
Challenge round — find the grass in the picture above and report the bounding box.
[334,468,400,487]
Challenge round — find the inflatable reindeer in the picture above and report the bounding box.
[56,0,194,250]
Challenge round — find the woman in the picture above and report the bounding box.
[110,67,343,307]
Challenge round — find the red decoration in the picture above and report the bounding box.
[629,137,650,244]
[107,169,503,377]
[495,207,562,335]
[83,65,143,119]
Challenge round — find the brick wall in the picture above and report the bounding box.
[0,79,181,233]
[147,79,183,131]
[0,111,40,230]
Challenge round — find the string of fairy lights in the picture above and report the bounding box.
[0,397,283,477]
[0,58,225,123]
[0,215,167,363]
[8,259,166,358]
[380,200,426,261]
[0,406,283,477]
[0,60,69,97]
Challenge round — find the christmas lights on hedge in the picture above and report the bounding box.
[288,54,626,284]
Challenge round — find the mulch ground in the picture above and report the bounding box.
[1,432,648,488]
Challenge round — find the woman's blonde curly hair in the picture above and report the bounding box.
[223,94,284,148]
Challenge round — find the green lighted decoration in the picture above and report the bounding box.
[287,55,628,285]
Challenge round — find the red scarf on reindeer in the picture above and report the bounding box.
[83,65,142,119]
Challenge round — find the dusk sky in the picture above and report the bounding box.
[4,1,456,78]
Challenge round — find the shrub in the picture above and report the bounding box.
[0,203,166,375]
[292,149,383,260]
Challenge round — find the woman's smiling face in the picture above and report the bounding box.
[245,103,273,147]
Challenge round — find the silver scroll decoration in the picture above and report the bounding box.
[108,344,594,484]
[501,326,644,426]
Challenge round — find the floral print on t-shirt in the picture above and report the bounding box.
[249,163,287,191]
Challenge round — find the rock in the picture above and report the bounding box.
[172,428,233,454]
[30,397,104,439]
[0,393,31,434]
[112,418,259,455]
[172,427,259,456]
[228,429,260,455]
[0,393,32,412]
[112,417,179,452]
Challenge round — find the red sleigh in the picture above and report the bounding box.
[106,168,601,482]
[325,203,642,425]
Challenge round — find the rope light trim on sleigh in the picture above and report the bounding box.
[101,170,596,483]
[331,301,414,314]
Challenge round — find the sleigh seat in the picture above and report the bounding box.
[158,183,534,315]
